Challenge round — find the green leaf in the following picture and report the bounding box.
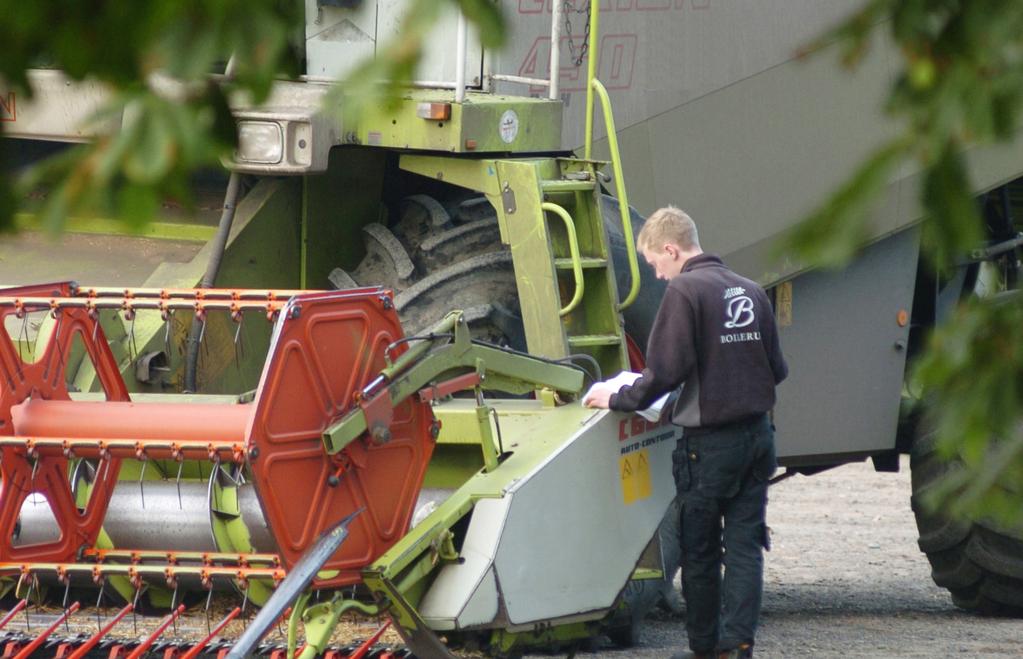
[0,137,17,234]
[205,83,238,151]
[39,181,71,234]
[919,146,982,273]
[456,0,506,49]
[116,182,160,229]
[914,296,1023,527]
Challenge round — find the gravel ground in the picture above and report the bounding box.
[574,456,1023,658]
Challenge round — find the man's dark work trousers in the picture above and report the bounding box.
[673,414,776,654]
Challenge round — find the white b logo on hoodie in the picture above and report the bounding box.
[724,296,755,329]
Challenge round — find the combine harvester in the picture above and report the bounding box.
[0,3,681,655]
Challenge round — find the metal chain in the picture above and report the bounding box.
[563,0,592,67]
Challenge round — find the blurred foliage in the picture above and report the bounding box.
[0,0,302,233]
[0,0,504,233]
[914,295,1023,527]
[795,0,1023,527]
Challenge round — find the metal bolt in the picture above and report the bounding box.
[327,474,340,488]
[372,426,392,444]
[248,446,260,461]
[290,305,302,319]
[380,296,394,310]
[429,421,441,439]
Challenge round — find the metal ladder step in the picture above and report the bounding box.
[567,333,622,347]
[541,179,596,193]
[554,257,608,269]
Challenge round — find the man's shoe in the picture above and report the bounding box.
[718,643,753,659]
[669,645,752,659]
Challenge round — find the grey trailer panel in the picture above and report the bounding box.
[773,228,919,463]
[589,28,901,263]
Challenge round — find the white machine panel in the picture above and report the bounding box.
[418,408,677,630]
[4,70,114,142]
[305,0,484,86]
[494,410,677,624]
[420,497,510,629]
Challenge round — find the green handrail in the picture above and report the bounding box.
[541,202,585,316]
[591,79,640,310]
[583,1,600,161]
[582,3,640,310]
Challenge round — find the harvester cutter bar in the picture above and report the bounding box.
[0,286,358,321]
[81,550,280,566]
[68,286,317,300]
[0,295,291,317]
[0,563,286,586]
[0,436,246,463]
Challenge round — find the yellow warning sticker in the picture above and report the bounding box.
[620,449,652,505]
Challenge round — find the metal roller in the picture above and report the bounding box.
[17,481,450,554]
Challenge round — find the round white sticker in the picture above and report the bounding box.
[499,110,519,144]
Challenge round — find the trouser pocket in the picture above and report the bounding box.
[693,431,749,499]
[672,444,691,493]
[750,420,778,484]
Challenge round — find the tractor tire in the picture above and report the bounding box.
[331,192,667,354]
[331,194,524,347]
[910,434,1023,616]
[332,192,680,638]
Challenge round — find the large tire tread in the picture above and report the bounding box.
[335,196,520,341]
[911,434,1023,616]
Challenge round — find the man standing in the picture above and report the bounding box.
[584,206,787,659]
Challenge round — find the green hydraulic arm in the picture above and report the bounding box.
[322,310,583,459]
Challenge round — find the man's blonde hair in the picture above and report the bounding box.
[636,205,700,253]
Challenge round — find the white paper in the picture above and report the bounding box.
[584,370,672,422]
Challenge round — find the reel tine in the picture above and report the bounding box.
[139,456,148,509]
[62,577,72,632]
[29,458,39,500]
[198,316,208,362]
[19,574,32,631]
[128,312,138,363]
[96,580,107,632]
[233,313,244,370]
[171,583,180,635]
[176,459,185,509]
[164,310,174,357]
[95,454,111,493]
[131,583,146,637]
[50,311,67,376]
[17,313,28,363]
[204,577,216,637]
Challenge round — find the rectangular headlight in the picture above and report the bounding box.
[236,121,284,164]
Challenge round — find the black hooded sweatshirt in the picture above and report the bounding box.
[609,254,787,429]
